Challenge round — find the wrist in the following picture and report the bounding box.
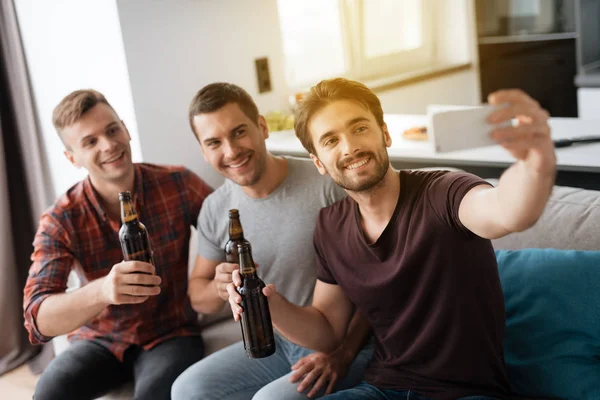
[92,277,110,307]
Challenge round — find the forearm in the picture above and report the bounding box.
[36,278,108,338]
[495,159,556,232]
[334,311,371,361]
[270,293,341,353]
[188,278,226,314]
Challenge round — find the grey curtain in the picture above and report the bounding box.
[0,0,54,376]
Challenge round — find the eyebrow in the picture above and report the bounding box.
[202,123,247,145]
[317,117,371,144]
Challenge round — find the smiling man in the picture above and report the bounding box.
[23,89,212,400]
[226,78,557,399]
[171,82,374,400]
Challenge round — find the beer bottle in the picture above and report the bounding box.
[224,209,250,263]
[118,191,155,268]
[237,242,276,358]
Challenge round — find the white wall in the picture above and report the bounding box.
[116,0,289,188]
[15,0,143,197]
[377,69,481,115]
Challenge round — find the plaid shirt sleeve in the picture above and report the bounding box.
[182,169,213,229]
[23,213,74,344]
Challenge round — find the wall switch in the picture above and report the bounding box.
[255,57,272,93]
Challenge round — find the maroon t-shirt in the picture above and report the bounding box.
[314,170,510,400]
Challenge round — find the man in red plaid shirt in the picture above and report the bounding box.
[23,89,213,400]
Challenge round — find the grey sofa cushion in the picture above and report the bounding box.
[489,180,600,251]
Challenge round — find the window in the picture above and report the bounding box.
[277,0,434,88]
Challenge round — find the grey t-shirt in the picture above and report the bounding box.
[197,156,345,307]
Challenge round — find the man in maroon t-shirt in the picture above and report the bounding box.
[227,79,556,400]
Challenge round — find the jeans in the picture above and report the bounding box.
[321,381,502,400]
[171,334,375,400]
[34,336,204,400]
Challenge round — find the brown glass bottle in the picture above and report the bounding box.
[237,242,276,358]
[118,191,155,267]
[224,209,250,263]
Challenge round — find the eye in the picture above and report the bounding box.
[355,126,368,133]
[107,126,120,136]
[206,141,220,149]
[83,138,97,148]
[233,129,246,138]
[323,137,338,147]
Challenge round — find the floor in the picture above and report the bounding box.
[0,364,38,399]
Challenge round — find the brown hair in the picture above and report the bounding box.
[294,78,384,154]
[188,83,260,138]
[52,89,114,141]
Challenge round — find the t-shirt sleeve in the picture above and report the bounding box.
[425,171,493,235]
[196,199,225,262]
[182,169,213,229]
[313,210,337,284]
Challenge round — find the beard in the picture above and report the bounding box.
[324,144,390,193]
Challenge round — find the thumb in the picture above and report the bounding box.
[263,283,276,297]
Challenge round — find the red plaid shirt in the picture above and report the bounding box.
[23,163,213,361]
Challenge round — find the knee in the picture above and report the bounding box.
[170,368,211,400]
[33,373,69,400]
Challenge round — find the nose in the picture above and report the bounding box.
[98,134,117,152]
[222,139,242,161]
[339,133,360,157]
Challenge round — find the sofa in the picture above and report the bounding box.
[52,179,599,399]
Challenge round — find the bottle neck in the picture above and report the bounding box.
[238,249,257,275]
[229,217,244,240]
[120,200,139,223]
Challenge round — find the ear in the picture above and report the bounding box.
[63,149,81,168]
[382,123,392,148]
[258,115,269,139]
[309,153,327,176]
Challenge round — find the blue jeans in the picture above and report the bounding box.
[322,381,502,400]
[172,334,375,400]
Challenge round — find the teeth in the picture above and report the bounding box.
[346,158,369,170]
[230,157,250,168]
[104,152,123,163]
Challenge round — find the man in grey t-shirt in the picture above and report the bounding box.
[171,83,373,400]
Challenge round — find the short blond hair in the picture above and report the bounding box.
[294,78,384,154]
[52,89,115,140]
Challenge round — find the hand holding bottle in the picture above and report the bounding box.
[100,261,161,305]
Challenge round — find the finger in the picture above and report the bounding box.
[215,271,234,284]
[121,272,162,286]
[227,283,242,304]
[487,103,545,125]
[216,262,238,274]
[120,284,161,297]
[118,261,155,275]
[291,358,307,371]
[488,89,537,108]
[290,362,312,383]
[306,372,329,398]
[232,270,242,286]
[324,375,338,396]
[117,295,149,304]
[263,284,277,297]
[490,123,548,143]
[297,368,322,393]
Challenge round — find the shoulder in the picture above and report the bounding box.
[286,157,344,194]
[198,180,236,217]
[317,196,354,233]
[137,162,191,182]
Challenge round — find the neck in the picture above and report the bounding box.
[347,166,400,226]
[242,154,288,198]
[90,166,136,220]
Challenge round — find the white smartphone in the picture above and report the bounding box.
[428,104,512,153]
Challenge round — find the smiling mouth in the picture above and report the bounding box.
[345,157,370,170]
[102,151,125,164]
[228,155,251,169]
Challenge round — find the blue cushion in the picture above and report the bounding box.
[495,249,600,400]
